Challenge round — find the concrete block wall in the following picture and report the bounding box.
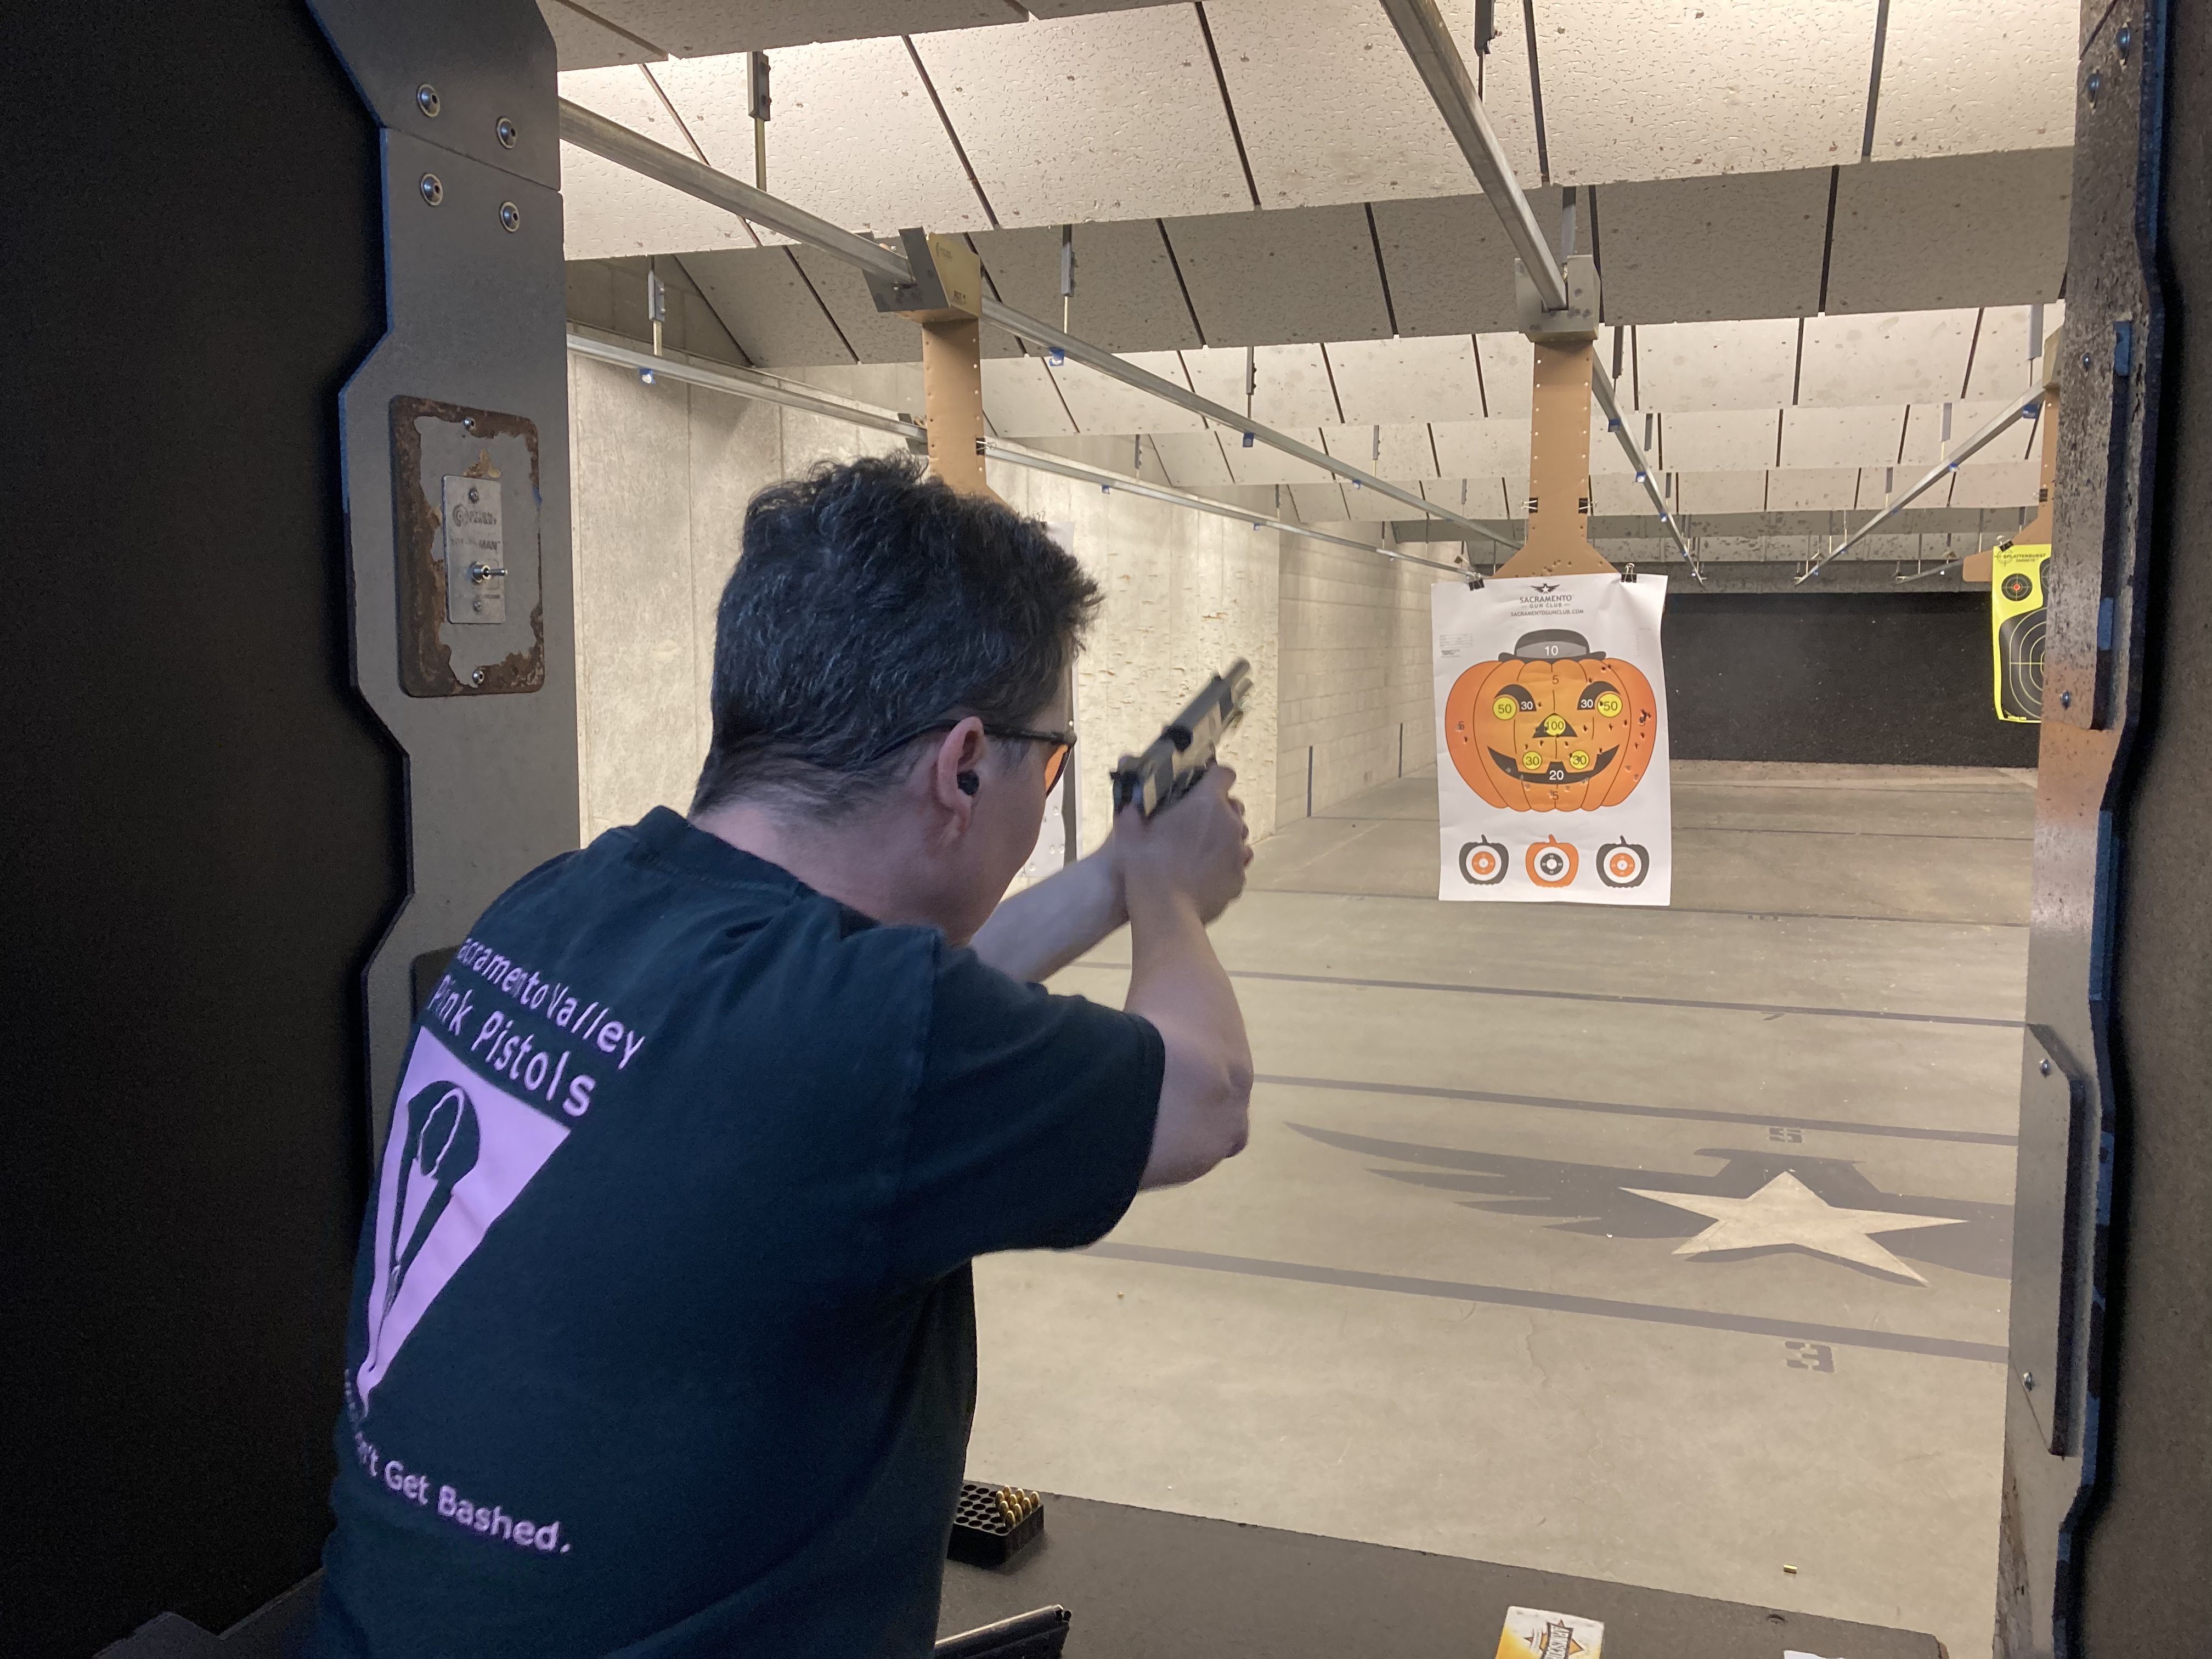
[567,354,907,843]
[567,354,1281,856]
[1275,532,1437,829]
[986,462,1281,853]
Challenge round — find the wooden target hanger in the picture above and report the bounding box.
[1489,204,1617,582]
[865,228,1001,502]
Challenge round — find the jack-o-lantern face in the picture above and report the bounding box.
[1443,630,1658,812]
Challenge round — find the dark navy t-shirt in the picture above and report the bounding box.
[309,807,1163,1657]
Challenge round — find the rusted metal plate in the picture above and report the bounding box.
[390,396,544,696]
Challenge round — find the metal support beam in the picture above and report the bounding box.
[1377,0,1567,313]
[1592,360,1701,578]
[564,332,1466,575]
[556,97,1516,550]
[1795,393,2044,584]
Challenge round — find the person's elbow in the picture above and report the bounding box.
[1139,1042,1254,1189]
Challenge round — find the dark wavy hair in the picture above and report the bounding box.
[691,454,1100,819]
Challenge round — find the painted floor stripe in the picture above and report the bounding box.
[1256,1072,2021,1147]
[1069,961,2026,1029]
[1084,1242,2008,1365]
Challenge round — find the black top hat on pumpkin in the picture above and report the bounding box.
[1502,629,1606,663]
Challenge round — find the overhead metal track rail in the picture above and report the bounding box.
[558,98,1515,552]
[1377,0,1700,578]
[1793,394,2043,584]
[565,330,1469,576]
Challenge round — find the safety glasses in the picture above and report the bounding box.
[864,720,1076,793]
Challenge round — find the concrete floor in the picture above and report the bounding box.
[972,761,2032,1658]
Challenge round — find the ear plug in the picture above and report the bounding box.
[956,772,979,796]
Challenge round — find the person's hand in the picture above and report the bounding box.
[1113,765,1251,924]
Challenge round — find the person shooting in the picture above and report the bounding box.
[309,454,1255,1657]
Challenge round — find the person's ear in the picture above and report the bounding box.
[927,716,989,830]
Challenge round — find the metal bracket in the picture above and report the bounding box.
[864,227,983,322]
[1516,253,1601,343]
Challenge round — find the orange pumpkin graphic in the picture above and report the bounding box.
[1444,630,1658,812]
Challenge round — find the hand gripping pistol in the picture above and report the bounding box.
[1109,659,1254,819]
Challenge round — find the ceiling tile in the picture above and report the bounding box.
[683,246,856,364]
[796,362,925,413]
[1595,171,1828,323]
[559,67,760,258]
[1540,0,1877,183]
[1203,0,1474,211]
[1588,474,1653,516]
[1475,333,1534,419]
[1872,0,2074,161]
[1049,352,1209,432]
[1963,300,2067,397]
[1825,149,2070,314]
[654,43,988,241]
[1660,408,1782,473]
[1587,407,1635,476]
[1149,431,1237,486]
[579,0,1014,58]
[1287,483,1352,522]
[1431,419,1530,478]
[1781,405,1906,468]
[911,11,1251,225]
[1765,467,1860,511]
[984,356,1076,437]
[1183,345,1342,427]
[1676,471,1771,516]
[1163,205,1392,347]
[1224,427,1336,486]
[971,220,1201,351]
[789,248,919,362]
[1325,337,1485,424]
[1949,459,2042,507]
[1369,192,1544,338]
[1854,465,1912,509]
[1423,476,1509,517]
[1320,424,1436,479]
[1898,398,2022,464]
[1798,309,1978,405]
[562,144,764,258]
[542,0,660,69]
[1631,318,1800,411]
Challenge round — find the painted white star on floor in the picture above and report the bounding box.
[1622,1171,1968,1284]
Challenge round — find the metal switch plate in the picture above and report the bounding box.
[442,475,506,624]
[391,396,543,696]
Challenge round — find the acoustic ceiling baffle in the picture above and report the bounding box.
[563,329,1466,575]
[1377,0,1701,578]
[556,96,1517,552]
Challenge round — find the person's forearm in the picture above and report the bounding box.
[967,848,1128,983]
[1122,877,1250,1096]
[1123,873,1252,1184]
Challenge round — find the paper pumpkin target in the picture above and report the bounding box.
[1458,837,1508,885]
[1525,836,1578,887]
[1596,838,1650,887]
[1443,630,1658,812]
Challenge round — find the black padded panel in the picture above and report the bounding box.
[0,1,401,1651]
[1662,592,2042,767]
